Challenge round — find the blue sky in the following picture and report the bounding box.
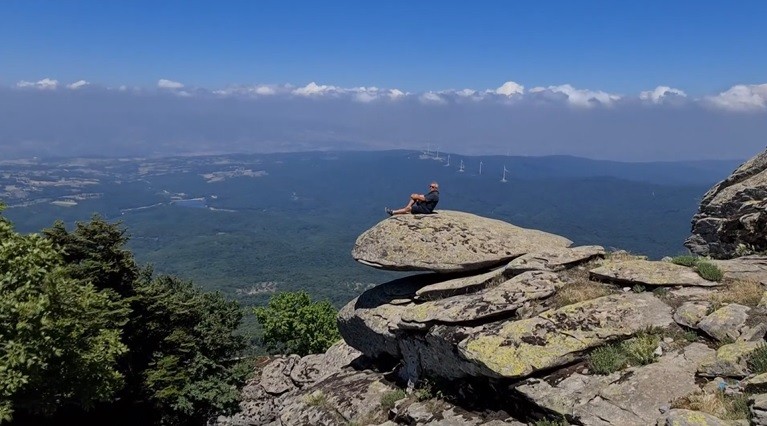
[0,1,766,161]
[2,0,765,94]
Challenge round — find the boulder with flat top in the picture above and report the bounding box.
[352,210,572,273]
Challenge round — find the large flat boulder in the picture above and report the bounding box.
[352,210,572,273]
[456,293,674,379]
[590,259,720,287]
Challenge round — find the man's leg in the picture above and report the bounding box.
[391,199,415,215]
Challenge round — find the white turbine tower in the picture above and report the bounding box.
[501,166,508,183]
[444,154,450,166]
[458,159,464,172]
[479,161,483,175]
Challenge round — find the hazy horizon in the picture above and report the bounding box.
[1,1,765,162]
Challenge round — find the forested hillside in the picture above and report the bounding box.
[0,206,251,425]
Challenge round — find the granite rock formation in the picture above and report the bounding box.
[222,211,767,425]
[686,148,767,259]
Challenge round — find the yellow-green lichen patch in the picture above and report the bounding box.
[459,293,671,379]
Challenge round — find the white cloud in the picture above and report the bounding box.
[67,80,90,90]
[531,84,621,107]
[213,85,279,97]
[706,84,767,111]
[16,78,59,90]
[493,81,525,97]
[347,86,379,103]
[157,79,184,89]
[388,89,406,100]
[254,85,276,95]
[639,86,687,104]
[292,82,339,97]
[419,92,447,105]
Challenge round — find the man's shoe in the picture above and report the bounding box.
[385,207,393,216]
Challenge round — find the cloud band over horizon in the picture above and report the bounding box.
[2,78,766,162]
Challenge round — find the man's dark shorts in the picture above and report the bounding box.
[411,203,431,214]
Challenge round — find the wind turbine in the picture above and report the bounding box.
[458,159,464,172]
[444,154,450,166]
[501,166,508,183]
[479,161,483,175]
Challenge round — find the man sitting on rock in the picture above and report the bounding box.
[386,182,439,215]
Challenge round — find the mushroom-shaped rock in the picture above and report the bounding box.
[352,210,572,273]
[590,259,721,287]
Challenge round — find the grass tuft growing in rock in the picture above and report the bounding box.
[551,281,616,308]
[669,255,725,282]
[588,344,627,375]
[670,255,699,267]
[588,328,665,374]
[305,390,329,408]
[672,390,751,420]
[748,343,767,374]
[621,332,660,365]
[380,389,407,410]
[710,279,765,307]
[695,261,724,282]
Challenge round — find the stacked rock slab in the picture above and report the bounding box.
[342,211,613,385]
[336,210,767,425]
[685,147,767,259]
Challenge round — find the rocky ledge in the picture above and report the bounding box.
[220,211,767,425]
[219,149,767,426]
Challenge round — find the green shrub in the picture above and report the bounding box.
[632,284,646,293]
[670,256,725,282]
[695,261,724,282]
[380,389,407,410]
[622,332,661,365]
[254,291,341,356]
[748,343,767,374]
[671,255,699,267]
[588,344,627,375]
